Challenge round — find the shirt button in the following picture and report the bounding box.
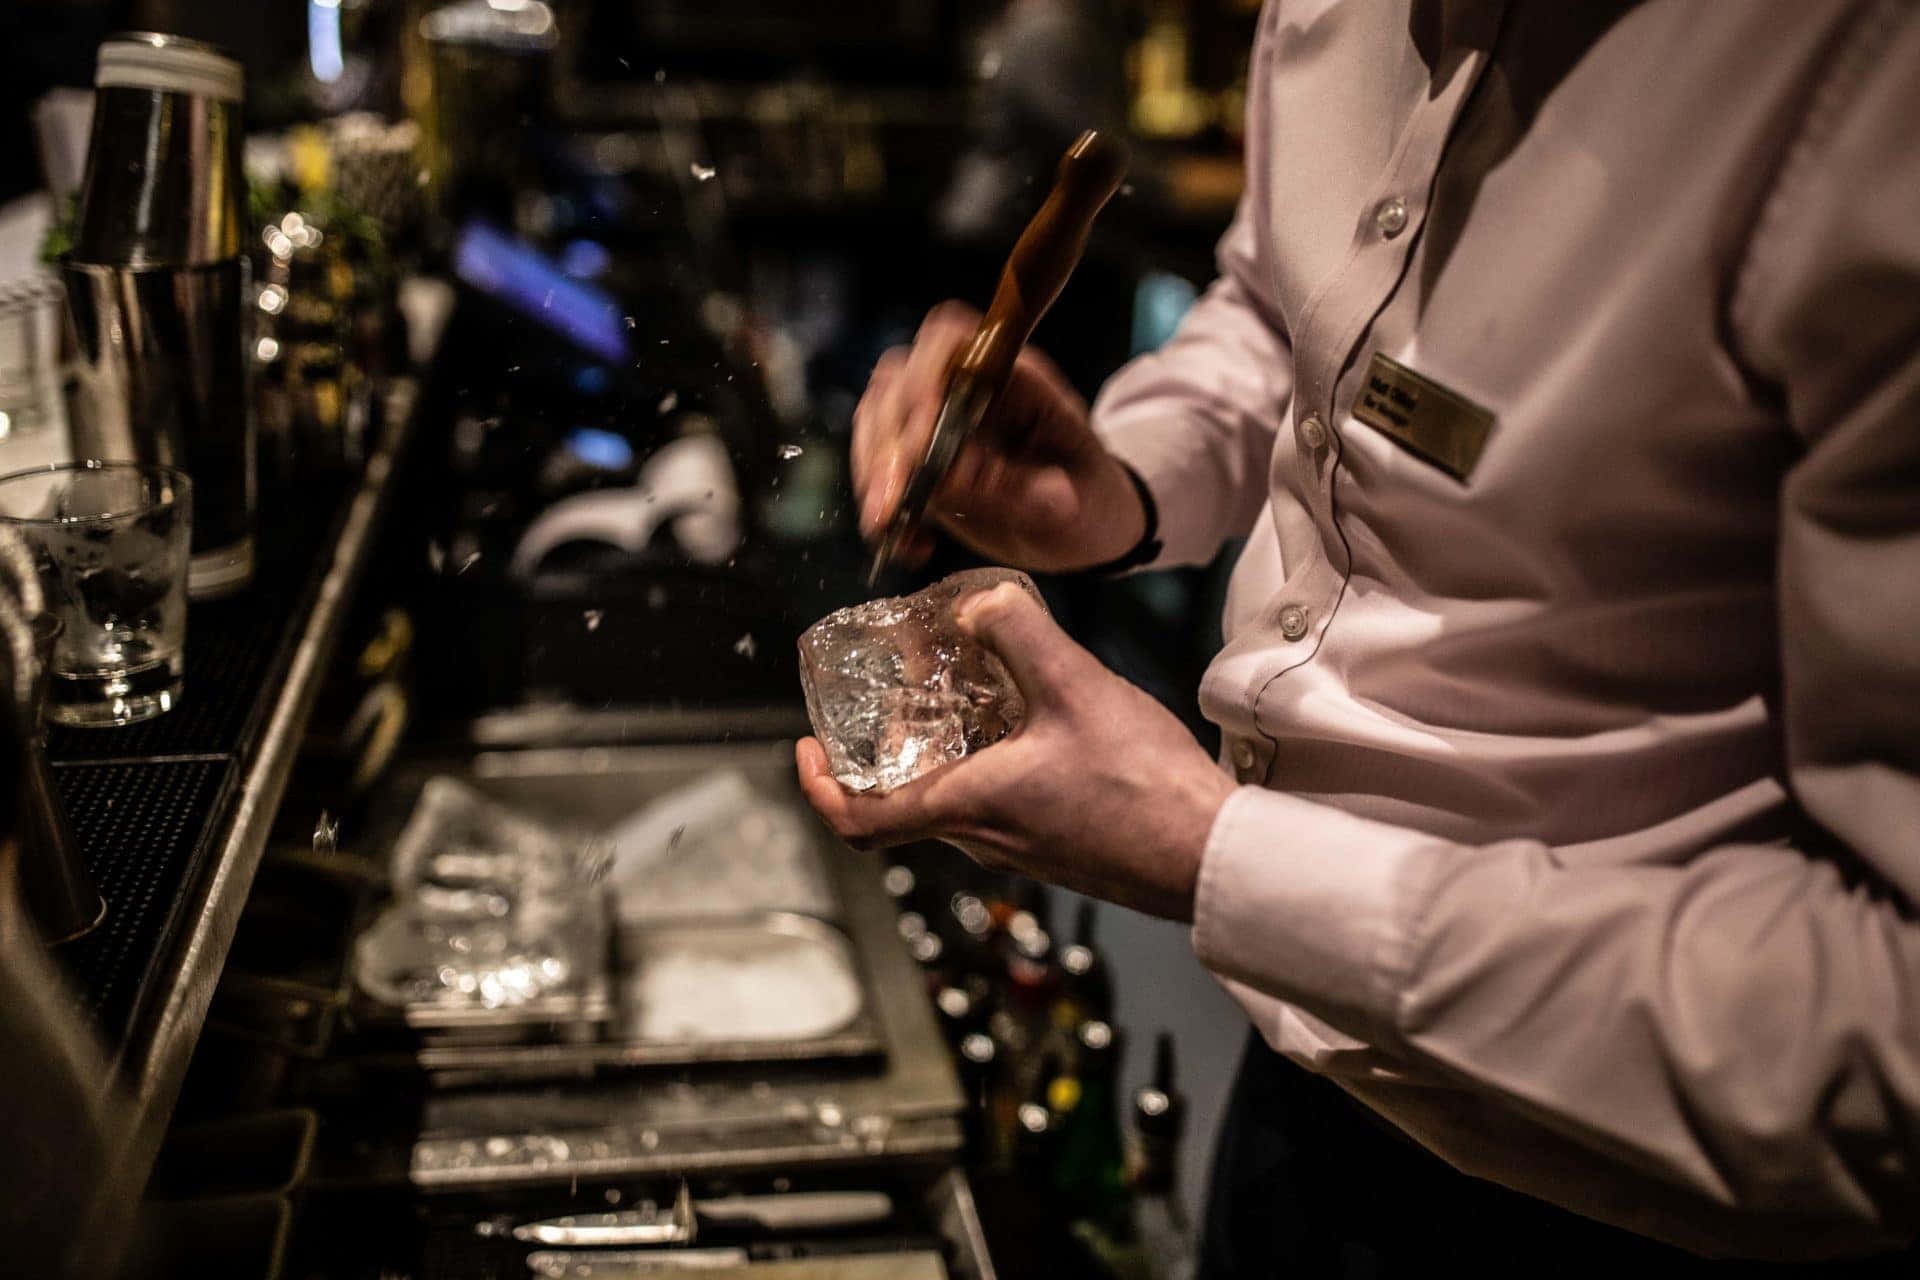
[1231,740,1256,772]
[1375,195,1408,238]
[1279,604,1309,640]
[1299,414,1327,449]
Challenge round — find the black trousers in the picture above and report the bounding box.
[1198,1031,1916,1279]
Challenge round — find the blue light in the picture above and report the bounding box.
[565,428,634,472]
[453,223,632,364]
[559,239,613,280]
[309,0,345,85]
[1130,271,1199,356]
[571,364,611,396]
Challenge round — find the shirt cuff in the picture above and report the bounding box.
[1191,786,1435,1046]
[1092,410,1195,571]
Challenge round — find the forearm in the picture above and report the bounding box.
[1195,784,1920,1252]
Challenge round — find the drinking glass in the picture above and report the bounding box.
[0,461,191,726]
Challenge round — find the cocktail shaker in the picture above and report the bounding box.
[64,33,256,599]
[0,613,104,944]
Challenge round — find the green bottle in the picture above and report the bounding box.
[1051,1019,1133,1242]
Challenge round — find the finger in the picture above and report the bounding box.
[936,438,994,513]
[866,386,941,540]
[795,737,952,850]
[851,349,906,504]
[953,581,1083,704]
[915,299,982,350]
[859,304,982,539]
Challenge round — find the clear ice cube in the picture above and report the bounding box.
[798,568,1044,794]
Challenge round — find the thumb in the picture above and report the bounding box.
[952,580,1080,704]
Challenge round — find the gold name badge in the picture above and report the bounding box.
[1351,353,1496,481]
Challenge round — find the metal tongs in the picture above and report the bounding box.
[866,128,1130,588]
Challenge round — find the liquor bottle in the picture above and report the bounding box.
[1052,1019,1133,1242]
[1130,1032,1194,1280]
[957,1031,1000,1163]
[1014,1053,1064,1191]
[1056,900,1113,1028]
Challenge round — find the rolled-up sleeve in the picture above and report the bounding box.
[1191,3,1920,1258]
[1090,198,1295,568]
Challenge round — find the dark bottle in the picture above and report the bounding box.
[957,1031,1000,1163]
[1130,1032,1193,1277]
[1131,1033,1187,1196]
[949,892,1001,984]
[1002,923,1058,1047]
[1052,1019,1132,1242]
[1014,1052,1065,1192]
[1056,900,1113,1028]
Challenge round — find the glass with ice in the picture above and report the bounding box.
[799,568,1043,793]
[0,462,191,726]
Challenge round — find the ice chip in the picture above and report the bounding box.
[798,568,1044,794]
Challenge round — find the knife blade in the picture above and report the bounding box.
[866,127,1129,588]
[512,1188,895,1247]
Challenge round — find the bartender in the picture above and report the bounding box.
[797,1,1920,1274]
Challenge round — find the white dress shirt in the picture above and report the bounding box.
[1091,0,1920,1259]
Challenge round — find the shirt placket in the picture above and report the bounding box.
[1230,14,1508,788]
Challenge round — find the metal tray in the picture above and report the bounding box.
[351,749,886,1079]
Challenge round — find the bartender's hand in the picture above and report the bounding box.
[853,302,1146,572]
[796,582,1234,921]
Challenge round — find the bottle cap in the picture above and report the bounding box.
[883,865,916,900]
[1013,928,1052,964]
[908,932,945,966]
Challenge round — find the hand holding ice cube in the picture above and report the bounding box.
[796,578,1235,923]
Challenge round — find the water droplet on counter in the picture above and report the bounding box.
[689,162,716,182]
